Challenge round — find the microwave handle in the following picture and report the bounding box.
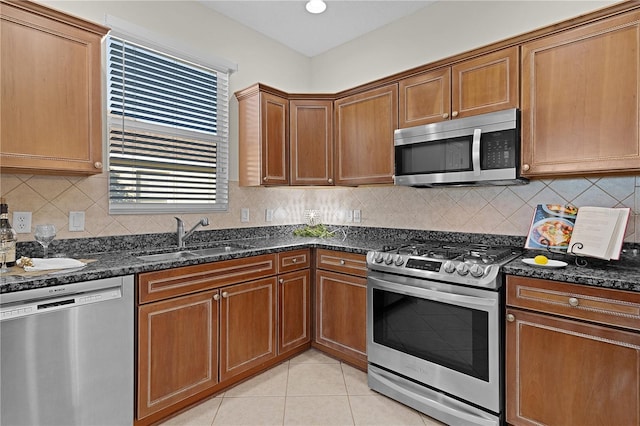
[472,128,481,176]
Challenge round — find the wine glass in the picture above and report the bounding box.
[34,224,56,258]
[0,239,15,273]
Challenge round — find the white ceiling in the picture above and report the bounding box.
[200,1,435,57]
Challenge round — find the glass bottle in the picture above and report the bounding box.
[0,198,17,268]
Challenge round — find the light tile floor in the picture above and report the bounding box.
[160,348,446,426]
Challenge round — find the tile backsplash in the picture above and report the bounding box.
[2,173,638,243]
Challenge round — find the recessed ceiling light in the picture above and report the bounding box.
[305,0,327,14]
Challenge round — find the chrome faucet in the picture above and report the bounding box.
[175,217,209,248]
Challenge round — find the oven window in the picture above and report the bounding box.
[373,288,489,381]
[395,136,472,175]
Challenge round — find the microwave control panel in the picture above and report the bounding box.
[482,130,516,169]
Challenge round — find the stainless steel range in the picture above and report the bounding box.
[366,241,521,426]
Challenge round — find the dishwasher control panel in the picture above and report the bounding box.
[0,287,122,321]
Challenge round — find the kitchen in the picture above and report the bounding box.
[1,0,640,425]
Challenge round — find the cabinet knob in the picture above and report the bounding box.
[340,259,345,265]
[328,178,333,184]
[279,278,284,284]
[451,111,459,118]
[506,314,515,322]
[213,294,220,301]
[568,297,580,307]
[522,164,530,171]
[292,258,297,263]
[263,177,268,181]
[442,113,449,119]
[94,161,103,169]
[222,291,229,298]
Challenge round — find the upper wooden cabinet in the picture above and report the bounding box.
[237,84,289,186]
[398,47,519,128]
[334,84,398,185]
[521,10,640,177]
[290,99,334,185]
[0,0,108,175]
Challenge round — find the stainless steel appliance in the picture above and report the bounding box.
[1,276,134,426]
[367,241,521,426]
[394,108,527,187]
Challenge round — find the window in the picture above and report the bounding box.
[106,34,230,213]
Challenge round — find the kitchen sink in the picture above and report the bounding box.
[135,243,253,262]
[136,251,198,262]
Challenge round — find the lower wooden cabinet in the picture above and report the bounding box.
[506,276,640,426]
[278,249,311,356]
[136,251,311,423]
[220,277,277,382]
[278,269,311,355]
[137,290,219,420]
[314,249,368,369]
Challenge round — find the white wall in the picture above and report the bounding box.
[310,0,617,92]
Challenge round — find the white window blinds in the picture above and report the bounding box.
[107,35,229,213]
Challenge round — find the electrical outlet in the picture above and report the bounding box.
[13,212,32,234]
[69,211,85,232]
[265,209,274,222]
[241,208,250,223]
[353,209,362,223]
[345,210,353,223]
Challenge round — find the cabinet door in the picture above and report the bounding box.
[521,11,640,177]
[278,269,311,355]
[290,99,334,185]
[506,308,640,426]
[261,92,289,185]
[315,270,367,365]
[334,84,398,185]
[220,277,277,381]
[398,68,451,127]
[137,290,219,419]
[0,1,107,175]
[452,46,519,118]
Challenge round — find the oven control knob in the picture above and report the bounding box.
[470,264,484,277]
[394,255,404,266]
[384,254,394,265]
[374,252,384,263]
[456,262,469,276]
[443,261,456,273]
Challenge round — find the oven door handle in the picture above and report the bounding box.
[369,277,497,310]
[472,128,482,177]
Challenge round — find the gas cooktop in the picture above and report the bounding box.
[367,240,522,289]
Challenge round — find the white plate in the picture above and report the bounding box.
[522,258,568,268]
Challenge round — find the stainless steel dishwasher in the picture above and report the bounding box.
[1,275,134,426]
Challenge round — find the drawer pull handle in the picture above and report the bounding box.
[506,314,515,322]
[213,294,220,301]
[222,291,229,298]
[292,258,297,263]
[568,297,579,307]
[340,259,345,265]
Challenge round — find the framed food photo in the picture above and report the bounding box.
[525,204,577,252]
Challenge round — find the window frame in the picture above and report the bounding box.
[104,18,236,215]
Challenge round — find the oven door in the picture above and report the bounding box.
[367,271,502,414]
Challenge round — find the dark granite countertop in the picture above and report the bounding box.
[504,248,640,293]
[2,225,639,295]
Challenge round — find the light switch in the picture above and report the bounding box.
[241,208,250,223]
[69,211,85,232]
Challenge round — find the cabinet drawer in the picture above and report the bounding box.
[506,276,640,332]
[138,254,277,304]
[316,249,367,277]
[278,249,310,273]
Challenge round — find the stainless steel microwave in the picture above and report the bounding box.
[394,108,527,187]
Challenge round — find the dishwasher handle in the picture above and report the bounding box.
[1,286,123,321]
